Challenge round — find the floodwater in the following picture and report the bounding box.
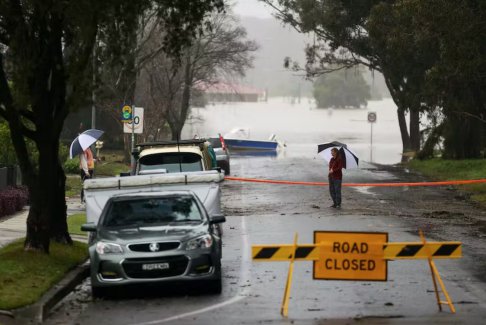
[184,97,403,165]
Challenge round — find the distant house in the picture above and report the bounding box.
[196,81,266,103]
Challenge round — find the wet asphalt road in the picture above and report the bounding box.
[45,150,486,324]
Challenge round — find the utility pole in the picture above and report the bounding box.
[130,105,135,171]
[91,44,96,129]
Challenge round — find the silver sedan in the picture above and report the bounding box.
[81,191,225,298]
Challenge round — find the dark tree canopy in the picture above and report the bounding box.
[0,0,224,253]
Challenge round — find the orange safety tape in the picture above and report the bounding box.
[225,176,486,187]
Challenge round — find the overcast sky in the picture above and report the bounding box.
[231,0,274,18]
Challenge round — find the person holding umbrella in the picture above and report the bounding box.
[70,128,104,202]
[80,147,94,180]
[318,141,359,209]
[328,147,343,208]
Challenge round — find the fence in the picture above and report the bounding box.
[0,166,22,190]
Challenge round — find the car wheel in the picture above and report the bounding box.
[92,286,109,299]
[208,277,222,294]
[223,161,230,175]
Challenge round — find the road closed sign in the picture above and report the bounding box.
[313,231,388,281]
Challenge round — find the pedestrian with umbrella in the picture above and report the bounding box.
[318,141,359,208]
[70,129,104,202]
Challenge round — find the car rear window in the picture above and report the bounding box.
[139,152,203,173]
[103,196,203,227]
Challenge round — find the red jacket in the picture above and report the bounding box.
[329,157,343,180]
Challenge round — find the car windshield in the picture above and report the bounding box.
[139,152,203,173]
[103,196,203,227]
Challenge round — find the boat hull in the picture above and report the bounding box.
[224,138,278,151]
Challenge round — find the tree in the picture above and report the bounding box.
[0,0,224,253]
[264,0,486,158]
[263,0,423,154]
[136,9,258,140]
[368,0,486,159]
[313,68,370,108]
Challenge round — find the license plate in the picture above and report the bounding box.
[142,263,169,271]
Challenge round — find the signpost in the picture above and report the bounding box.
[367,112,377,162]
[122,106,144,170]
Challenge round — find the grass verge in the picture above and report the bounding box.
[407,158,486,206]
[0,240,88,310]
[65,175,82,198]
[68,214,87,237]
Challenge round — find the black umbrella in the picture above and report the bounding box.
[317,141,359,169]
[70,129,104,159]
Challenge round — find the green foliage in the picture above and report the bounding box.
[0,239,88,310]
[313,68,370,108]
[64,157,80,174]
[408,158,486,206]
[0,122,17,166]
[0,122,38,168]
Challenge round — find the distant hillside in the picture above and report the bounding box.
[237,16,389,99]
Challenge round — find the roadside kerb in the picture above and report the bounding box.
[0,199,89,323]
[12,262,89,323]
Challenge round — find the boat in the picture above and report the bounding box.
[222,128,280,151]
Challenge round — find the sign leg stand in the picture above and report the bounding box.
[281,233,298,317]
[419,230,456,313]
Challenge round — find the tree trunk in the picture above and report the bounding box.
[409,109,421,151]
[171,55,192,141]
[383,75,411,154]
[397,107,412,152]
[24,137,72,252]
[50,163,72,244]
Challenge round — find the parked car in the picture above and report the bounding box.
[81,191,226,298]
[131,139,218,175]
[208,136,230,175]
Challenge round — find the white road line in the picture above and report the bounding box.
[133,216,251,325]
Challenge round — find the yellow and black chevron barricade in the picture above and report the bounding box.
[252,231,462,316]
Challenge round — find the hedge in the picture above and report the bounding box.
[0,186,29,218]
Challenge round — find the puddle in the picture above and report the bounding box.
[353,186,377,197]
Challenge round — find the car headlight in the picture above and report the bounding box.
[95,242,123,255]
[186,234,213,250]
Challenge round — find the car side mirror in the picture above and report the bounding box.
[81,223,97,232]
[212,167,222,173]
[209,214,226,224]
[119,171,131,177]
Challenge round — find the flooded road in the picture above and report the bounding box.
[42,99,486,324]
[185,97,403,164]
[45,154,486,324]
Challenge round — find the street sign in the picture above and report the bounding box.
[121,105,132,123]
[313,231,388,281]
[367,111,377,123]
[123,107,144,134]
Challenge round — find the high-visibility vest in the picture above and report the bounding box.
[86,148,94,169]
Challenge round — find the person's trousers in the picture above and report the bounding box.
[329,178,342,206]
